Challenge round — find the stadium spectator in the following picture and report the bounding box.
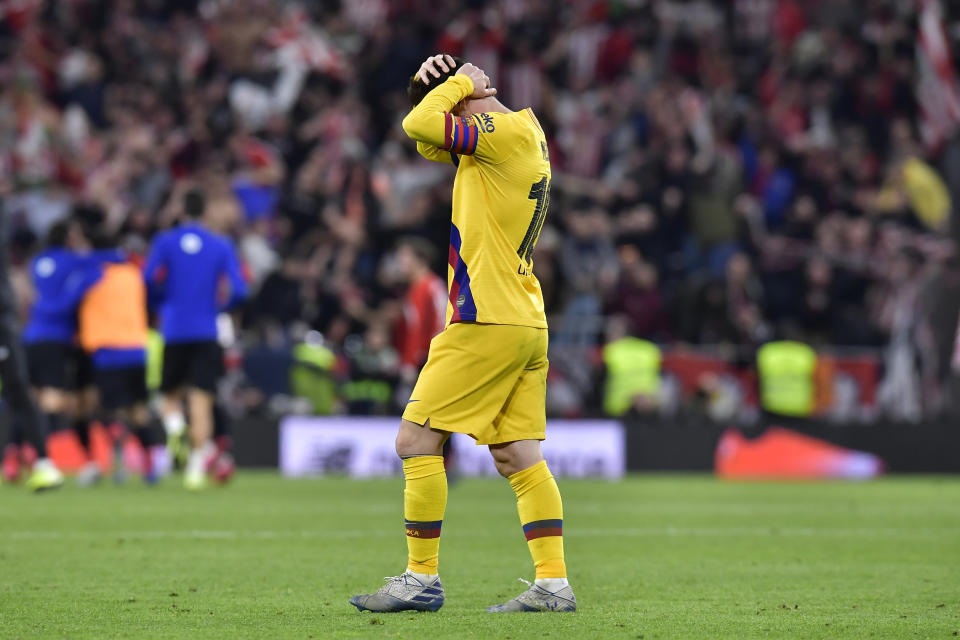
[0,0,958,424]
[393,237,446,394]
[341,321,399,416]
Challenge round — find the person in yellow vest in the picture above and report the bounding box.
[756,338,818,426]
[601,316,661,417]
[73,240,159,484]
[290,333,337,415]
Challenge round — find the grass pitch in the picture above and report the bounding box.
[0,473,958,639]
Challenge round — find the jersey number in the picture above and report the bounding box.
[517,177,550,265]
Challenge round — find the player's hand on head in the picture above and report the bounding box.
[417,54,457,85]
[455,63,497,98]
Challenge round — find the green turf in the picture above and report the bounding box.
[1,473,958,639]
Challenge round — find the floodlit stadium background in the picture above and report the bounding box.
[2,2,960,639]
[3,0,960,474]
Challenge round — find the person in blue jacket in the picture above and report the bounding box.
[12,219,122,487]
[143,189,248,490]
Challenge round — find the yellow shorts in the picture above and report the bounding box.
[402,323,548,445]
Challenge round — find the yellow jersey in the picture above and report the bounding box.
[401,74,550,328]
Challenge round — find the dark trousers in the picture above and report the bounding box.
[0,223,48,454]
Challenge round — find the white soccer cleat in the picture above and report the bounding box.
[25,458,64,493]
[486,578,577,612]
[184,467,208,491]
[350,572,445,612]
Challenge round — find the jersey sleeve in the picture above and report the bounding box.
[44,266,103,315]
[143,235,167,285]
[143,235,170,309]
[401,74,474,148]
[220,240,250,310]
[401,74,521,165]
[415,141,455,165]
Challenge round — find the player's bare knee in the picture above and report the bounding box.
[492,458,516,477]
[489,440,543,477]
[489,447,519,477]
[395,419,442,457]
[395,430,417,457]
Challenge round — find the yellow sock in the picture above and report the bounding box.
[509,460,566,579]
[403,455,447,574]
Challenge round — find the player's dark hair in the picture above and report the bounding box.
[407,56,466,107]
[184,188,206,219]
[45,220,71,248]
[72,202,105,237]
[398,236,436,266]
[90,231,118,250]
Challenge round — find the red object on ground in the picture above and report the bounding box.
[715,427,884,479]
[3,444,20,483]
[3,443,41,482]
[47,423,145,473]
[210,452,235,484]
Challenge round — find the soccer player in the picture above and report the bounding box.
[350,55,575,613]
[75,239,159,484]
[144,189,248,490]
[20,219,123,486]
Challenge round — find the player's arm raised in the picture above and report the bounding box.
[401,60,496,151]
[415,141,455,164]
[406,55,457,163]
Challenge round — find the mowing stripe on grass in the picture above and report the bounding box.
[1,525,950,540]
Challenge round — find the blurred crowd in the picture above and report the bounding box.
[2,0,960,419]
